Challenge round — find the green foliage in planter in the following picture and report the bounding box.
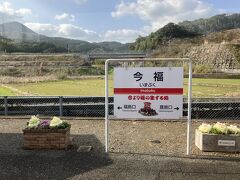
[52,121,71,129]
[210,127,227,135]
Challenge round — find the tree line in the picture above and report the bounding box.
[0,37,67,53]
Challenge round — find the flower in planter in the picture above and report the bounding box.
[211,122,228,134]
[198,122,240,135]
[25,116,70,130]
[198,123,212,133]
[50,116,63,127]
[27,116,40,128]
[50,117,71,129]
[227,125,240,135]
[39,120,50,129]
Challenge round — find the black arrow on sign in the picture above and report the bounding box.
[118,106,122,110]
[174,107,179,110]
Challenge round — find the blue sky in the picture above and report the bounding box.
[0,0,239,43]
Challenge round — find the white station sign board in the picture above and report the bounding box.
[114,67,183,119]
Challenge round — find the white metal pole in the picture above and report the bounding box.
[187,60,192,155]
[103,58,190,154]
[105,60,109,153]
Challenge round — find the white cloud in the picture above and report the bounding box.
[24,23,58,36]
[112,0,218,32]
[74,0,88,5]
[16,8,32,16]
[57,24,100,41]
[24,22,146,43]
[103,29,147,43]
[24,23,100,42]
[0,2,14,15]
[55,13,75,22]
[0,2,32,22]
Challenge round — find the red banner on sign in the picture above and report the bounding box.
[114,88,183,94]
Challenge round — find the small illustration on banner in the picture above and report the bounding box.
[138,102,158,116]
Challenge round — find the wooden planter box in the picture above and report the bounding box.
[23,127,70,149]
[195,129,240,152]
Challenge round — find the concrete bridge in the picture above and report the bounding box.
[88,53,147,60]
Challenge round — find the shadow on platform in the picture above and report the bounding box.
[0,133,112,179]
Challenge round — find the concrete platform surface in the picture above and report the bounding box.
[1,149,240,180]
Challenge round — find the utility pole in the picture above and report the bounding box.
[67,44,70,53]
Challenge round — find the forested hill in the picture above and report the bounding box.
[131,13,240,51]
[179,13,240,34]
[130,23,200,51]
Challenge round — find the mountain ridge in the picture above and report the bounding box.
[0,21,46,42]
[1,13,240,53]
[0,21,130,53]
[131,13,240,51]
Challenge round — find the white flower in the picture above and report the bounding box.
[198,123,212,133]
[213,122,228,134]
[227,125,240,134]
[28,116,40,128]
[50,117,63,127]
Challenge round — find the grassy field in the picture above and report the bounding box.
[0,86,15,96]
[2,78,240,97]
[12,79,111,96]
[184,78,240,97]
